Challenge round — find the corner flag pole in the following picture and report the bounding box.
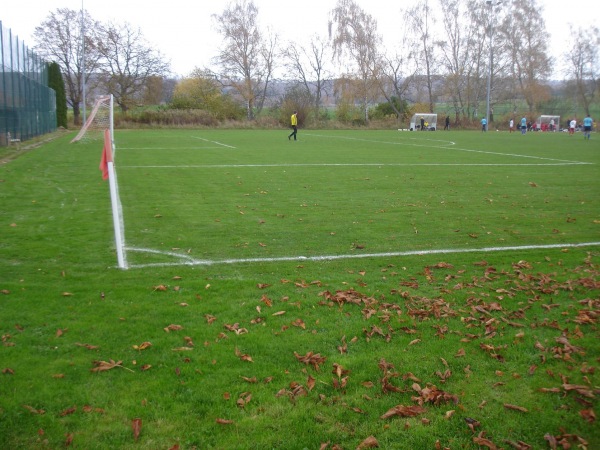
[106,94,127,269]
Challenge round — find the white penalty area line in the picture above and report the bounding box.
[304,133,592,165]
[122,242,600,269]
[119,137,236,151]
[191,136,237,149]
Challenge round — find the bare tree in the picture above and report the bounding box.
[212,0,276,120]
[501,0,552,113]
[33,8,103,125]
[375,49,415,123]
[96,22,170,112]
[404,1,438,113]
[564,25,599,117]
[436,0,475,124]
[329,0,381,122]
[463,0,511,123]
[281,35,333,122]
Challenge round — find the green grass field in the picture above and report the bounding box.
[1,128,599,449]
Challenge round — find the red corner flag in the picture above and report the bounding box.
[100,129,113,180]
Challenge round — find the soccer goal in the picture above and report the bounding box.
[71,95,126,269]
[409,113,437,131]
[71,95,114,143]
[535,115,560,132]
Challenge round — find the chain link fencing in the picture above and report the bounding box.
[1,21,56,146]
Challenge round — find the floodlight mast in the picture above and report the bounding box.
[81,0,86,124]
[485,1,501,131]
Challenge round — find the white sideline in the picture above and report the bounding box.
[121,242,600,269]
[121,162,589,169]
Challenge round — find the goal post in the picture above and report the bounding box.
[409,113,438,131]
[70,95,113,143]
[72,94,127,269]
[535,115,560,132]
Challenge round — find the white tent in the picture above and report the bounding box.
[410,113,437,131]
[535,115,560,132]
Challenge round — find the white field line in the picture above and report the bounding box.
[120,136,236,151]
[119,147,228,150]
[115,133,596,269]
[120,162,587,168]
[191,136,237,148]
[304,133,592,165]
[118,134,592,168]
[122,242,600,269]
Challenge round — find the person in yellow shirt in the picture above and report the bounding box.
[288,111,298,141]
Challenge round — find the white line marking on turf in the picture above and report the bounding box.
[305,132,457,147]
[119,147,228,150]
[443,146,588,164]
[122,242,600,269]
[191,136,237,148]
[120,162,589,168]
[304,133,591,165]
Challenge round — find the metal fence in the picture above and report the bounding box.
[0,21,56,146]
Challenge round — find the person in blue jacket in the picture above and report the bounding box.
[583,114,593,140]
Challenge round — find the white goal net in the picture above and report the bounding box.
[71,95,113,143]
[409,113,438,131]
[535,115,560,132]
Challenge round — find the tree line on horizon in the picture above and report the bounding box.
[30,0,598,127]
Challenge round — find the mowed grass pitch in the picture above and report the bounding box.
[0,128,598,449]
[113,129,598,266]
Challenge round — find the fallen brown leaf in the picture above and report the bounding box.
[60,406,77,417]
[235,347,254,362]
[133,341,152,351]
[502,439,532,450]
[90,359,125,372]
[473,435,498,449]
[23,405,45,414]
[380,404,426,419]
[357,435,379,449]
[503,403,528,412]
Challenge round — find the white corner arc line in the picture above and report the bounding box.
[123,242,600,269]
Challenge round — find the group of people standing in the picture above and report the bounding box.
[506,117,530,134]
[285,110,593,140]
[507,115,594,137]
[569,116,594,139]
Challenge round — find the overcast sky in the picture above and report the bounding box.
[2,0,598,78]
